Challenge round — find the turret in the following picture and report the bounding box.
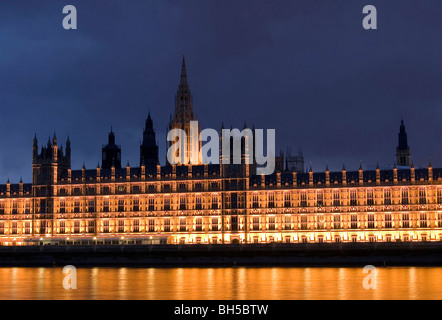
[396,120,411,167]
[342,164,347,186]
[359,162,364,185]
[429,159,433,182]
[102,128,121,169]
[140,112,159,168]
[325,165,330,186]
[376,162,380,185]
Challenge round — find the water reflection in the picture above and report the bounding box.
[0,267,441,300]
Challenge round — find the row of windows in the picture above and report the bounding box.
[57,182,221,196]
[253,188,442,208]
[3,213,441,235]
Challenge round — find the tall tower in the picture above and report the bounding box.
[102,128,121,169]
[32,133,71,222]
[396,120,411,167]
[167,56,201,165]
[140,112,159,167]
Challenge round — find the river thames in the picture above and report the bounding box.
[0,267,441,300]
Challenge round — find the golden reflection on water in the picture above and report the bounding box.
[0,267,442,300]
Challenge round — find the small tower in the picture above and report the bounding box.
[102,128,121,169]
[396,120,411,167]
[140,112,159,168]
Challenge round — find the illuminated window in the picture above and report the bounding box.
[284,216,291,230]
[88,220,95,234]
[252,217,260,231]
[74,200,80,213]
[12,201,17,214]
[268,193,275,208]
[195,196,202,210]
[301,216,308,230]
[402,188,409,205]
[180,195,186,210]
[402,213,410,228]
[231,216,238,231]
[384,189,391,205]
[88,200,95,213]
[60,221,66,234]
[438,189,442,205]
[25,201,31,214]
[103,220,109,233]
[149,218,155,232]
[268,216,275,230]
[103,198,109,212]
[300,191,307,207]
[385,213,392,228]
[195,218,202,231]
[133,198,139,212]
[367,214,375,229]
[284,193,291,208]
[317,215,325,230]
[253,193,259,209]
[118,199,124,212]
[24,222,31,234]
[164,218,171,232]
[60,200,66,214]
[133,220,139,233]
[11,222,17,234]
[164,196,170,211]
[333,214,341,229]
[316,190,324,207]
[212,194,218,209]
[367,189,374,206]
[212,218,218,231]
[350,189,357,206]
[148,197,155,211]
[179,218,186,232]
[420,213,427,228]
[351,214,358,229]
[419,188,427,205]
[333,190,340,207]
[74,221,80,234]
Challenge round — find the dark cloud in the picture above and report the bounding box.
[0,0,441,182]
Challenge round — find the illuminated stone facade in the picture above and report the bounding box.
[2,161,442,246]
[1,59,441,246]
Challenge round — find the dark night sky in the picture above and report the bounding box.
[1,0,442,183]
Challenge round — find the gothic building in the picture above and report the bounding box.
[0,58,441,246]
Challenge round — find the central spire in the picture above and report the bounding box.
[167,56,201,165]
[180,55,188,87]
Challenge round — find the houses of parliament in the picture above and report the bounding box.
[0,58,441,246]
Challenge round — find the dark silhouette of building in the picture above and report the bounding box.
[396,120,411,167]
[102,128,121,169]
[140,112,159,167]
